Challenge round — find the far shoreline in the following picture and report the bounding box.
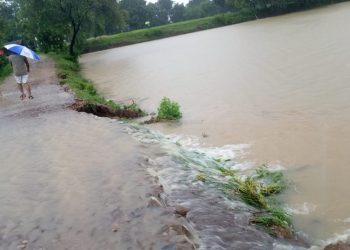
[83,1,349,54]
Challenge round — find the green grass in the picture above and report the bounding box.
[218,166,235,177]
[219,165,292,234]
[196,173,207,182]
[49,52,143,115]
[157,97,182,120]
[254,165,287,196]
[233,177,268,209]
[84,11,255,53]
[0,59,12,83]
[252,207,291,231]
[50,52,117,108]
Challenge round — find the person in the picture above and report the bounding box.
[8,52,33,100]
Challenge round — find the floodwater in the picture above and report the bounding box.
[0,58,200,249]
[0,58,303,249]
[81,2,350,243]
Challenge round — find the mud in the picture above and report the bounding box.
[69,100,142,118]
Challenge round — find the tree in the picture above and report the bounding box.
[156,0,173,24]
[57,0,100,55]
[170,3,186,23]
[14,0,126,55]
[185,0,220,19]
[88,1,127,36]
[120,0,149,30]
[0,0,17,44]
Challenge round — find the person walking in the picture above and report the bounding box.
[8,52,33,100]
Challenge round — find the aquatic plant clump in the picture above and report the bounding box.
[236,177,268,209]
[216,165,293,236]
[252,207,291,229]
[157,97,182,120]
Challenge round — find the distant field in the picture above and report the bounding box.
[84,11,255,53]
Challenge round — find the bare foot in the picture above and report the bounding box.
[28,96,34,99]
[20,94,26,100]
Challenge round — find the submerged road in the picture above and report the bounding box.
[0,57,195,250]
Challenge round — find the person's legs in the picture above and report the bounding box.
[23,83,32,99]
[14,75,26,100]
[17,83,25,100]
[22,75,33,99]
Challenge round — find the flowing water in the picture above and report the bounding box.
[81,2,350,245]
[0,58,304,249]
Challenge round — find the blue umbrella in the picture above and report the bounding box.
[4,44,40,61]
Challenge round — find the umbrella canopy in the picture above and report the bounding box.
[4,44,40,61]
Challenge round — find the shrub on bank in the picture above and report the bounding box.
[0,55,12,83]
[157,97,182,120]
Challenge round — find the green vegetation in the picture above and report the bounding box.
[0,57,11,83]
[84,0,348,53]
[49,53,112,106]
[218,166,236,177]
[217,165,292,233]
[84,11,254,52]
[196,173,207,182]
[252,206,291,232]
[1,0,347,57]
[255,165,287,196]
[49,53,143,116]
[235,177,268,209]
[157,97,182,120]
[233,0,349,19]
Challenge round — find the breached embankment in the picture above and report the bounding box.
[0,56,197,249]
[1,56,347,250]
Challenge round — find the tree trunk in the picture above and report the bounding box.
[69,28,79,56]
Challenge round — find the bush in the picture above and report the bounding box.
[0,55,12,82]
[144,29,164,38]
[157,97,182,120]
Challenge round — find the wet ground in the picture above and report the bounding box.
[0,57,197,250]
[0,56,314,250]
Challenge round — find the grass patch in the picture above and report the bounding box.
[254,165,287,196]
[157,97,182,120]
[50,52,117,107]
[84,11,255,53]
[219,165,292,235]
[237,177,268,209]
[0,57,12,83]
[217,166,235,177]
[49,52,144,117]
[253,207,291,229]
[196,173,207,182]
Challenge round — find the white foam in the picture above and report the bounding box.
[286,202,317,215]
[168,134,249,156]
[309,229,350,250]
[273,243,308,250]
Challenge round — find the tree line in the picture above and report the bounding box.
[0,0,348,57]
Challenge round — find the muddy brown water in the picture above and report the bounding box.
[0,57,199,250]
[0,59,303,249]
[81,2,350,244]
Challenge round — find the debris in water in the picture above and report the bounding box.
[324,241,350,250]
[175,206,189,217]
